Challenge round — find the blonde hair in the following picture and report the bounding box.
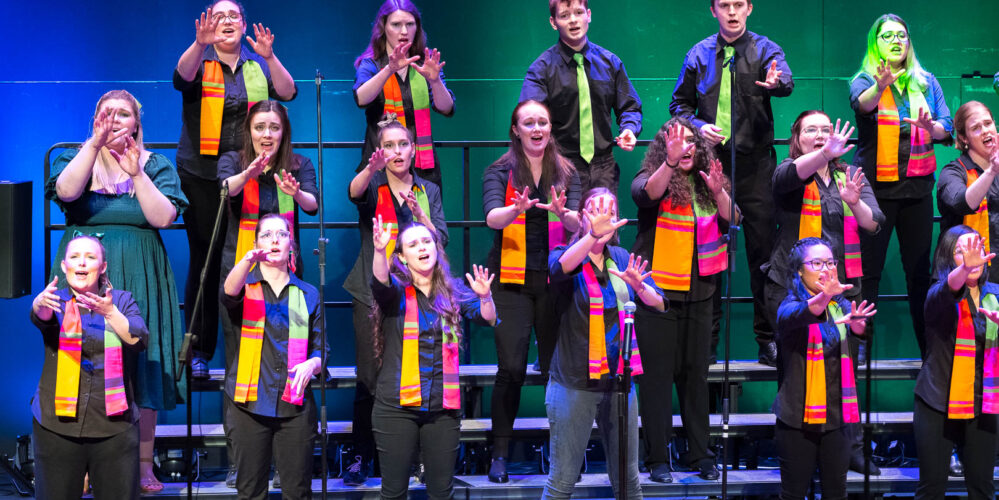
[89,90,145,196]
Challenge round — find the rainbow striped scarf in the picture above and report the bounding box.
[375,183,430,260]
[949,294,999,418]
[199,58,267,156]
[499,171,566,284]
[582,257,643,379]
[798,170,863,278]
[803,302,858,424]
[399,286,461,409]
[650,177,727,291]
[875,84,936,182]
[55,296,128,417]
[960,158,991,266]
[235,176,296,272]
[233,282,309,406]
[383,67,435,170]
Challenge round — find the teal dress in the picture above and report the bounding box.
[46,149,189,411]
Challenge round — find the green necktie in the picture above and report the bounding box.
[574,52,594,163]
[715,45,736,145]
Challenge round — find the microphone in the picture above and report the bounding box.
[622,301,636,362]
[623,301,637,318]
[221,179,230,199]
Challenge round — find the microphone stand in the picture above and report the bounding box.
[314,69,330,500]
[177,180,229,500]
[616,301,637,500]
[720,52,739,500]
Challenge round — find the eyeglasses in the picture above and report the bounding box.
[804,259,838,271]
[212,12,242,23]
[879,31,908,43]
[802,126,832,136]
[259,230,291,241]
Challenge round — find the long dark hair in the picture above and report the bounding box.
[639,117,725,209]
[239,101,298,174]
[788,110,847,174]
[933,225,989,287]
[370,223,472,364]
[354,0,428,69]
[490,100,575,197]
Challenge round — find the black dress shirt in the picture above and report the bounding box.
[774,286,857,431]
[669,31,793,158]
[937,153,999,277]
[370,275,491,411]
[916,281,999,415]
[221,267,325,418]
[482,157,582,273]
[521,40,643,160]
[31,289,148,438]
[174,45,297,180]
[343,171,448,306]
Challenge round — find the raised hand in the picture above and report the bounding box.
[700,123,725,146]
[78,286,114,318]
[465,264,495,298]
[32,277,62,319]
[388,42,420,73]
[817,270,853,297]
[536,187,568,218]
[699,159,726,195]
[979,307,999,326]
[246,23,275,59]
[989,148,999,176]
[372,214,393,252]
[583,196,627,239]
[91,109,130,150]
[615,129,637,152]
[510,188,539,214]
[109,136,142,177]
[411,48,446,82]
[195,8,224,46]
[820,119,856,160]
[874,60,904,91]
[665,122,694,166]
[366,148,388,172]
[835,300,877,333]
[608,253,653,290]
[401,190,428,222]
[903,107,936,132]
[243,248,270,264]
[274,170,300,196]
[839,168,865,206]
[245,151,270,179]
[960,234,995,269]
[755,60,783,89]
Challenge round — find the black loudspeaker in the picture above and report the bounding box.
[0,181,32,298]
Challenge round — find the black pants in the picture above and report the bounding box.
[179,172,226,360]
[490,270,557,458]
[228,399,318,500]
[717,148,777,347]
[351,299,378,462]
[372,400,460,500]
[914,395,997,500]
[860,196,932,358]
[32,419,139,500]
[568,153,619,195]
[775,419,850,500]
[636,298,714,466]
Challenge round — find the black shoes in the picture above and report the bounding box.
[342,455,369,486]
[648,462,673,483]
[697,459,719,481]
[849,455,881,475]
[488,457,509,483]
[271,469,281,489]
[758,341,778,367]
[949,452,964,477]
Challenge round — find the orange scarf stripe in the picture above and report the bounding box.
[948,300,978,419]
[500,171,528,284]
[963,162,991,263]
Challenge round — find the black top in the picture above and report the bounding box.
[548,245,665,392]
[937,153,999,281]
[353,56,455,184]
[221,267,325,418]
[173,44,297,181]
[669,31,793,159]
[774,287,856,431]
[482,157,582,273]
[370,275,491,411]
[520,40,643,160]
[630,170,721,302]
[31,289,148,438]
[848,71,953,200]
[217,151,319,278]
[343,171,448,306]
[916,280,999,415]
[767,158,884,294]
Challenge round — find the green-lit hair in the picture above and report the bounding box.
[852,14,928,93]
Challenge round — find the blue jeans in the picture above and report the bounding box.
[542,379,642,499]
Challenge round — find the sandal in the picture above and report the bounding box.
[139,458,164,494]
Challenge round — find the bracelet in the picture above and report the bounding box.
[589,230,602,239]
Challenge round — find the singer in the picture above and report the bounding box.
[630,117,739,482]
[543,188,665,499]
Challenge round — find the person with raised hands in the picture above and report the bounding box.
[30,234,148,500]
[914,226,999,500]
[542,188,665,499]
[368,219,496,500]
[47,90,187,494]
[629,117,739,482]
[771,237,876,500]
[343,116,447,485]
[937,101,999,283]
[849,14,952,362]
[354,0,454,190]
[480,100,581,482]
[220,214,324,499]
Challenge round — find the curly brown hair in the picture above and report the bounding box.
[639,117,726,209]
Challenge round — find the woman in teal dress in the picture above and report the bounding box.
[45,90,188,493]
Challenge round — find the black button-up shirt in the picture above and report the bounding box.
[221,268,325,418]
[482,157,582,273]
[174,45,297,180]
[937,153,999,281]
[31,289,148,438]
[669,31,793,158]
[521,40,643,161]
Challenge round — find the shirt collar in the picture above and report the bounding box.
[202,44,250,67]
[715,30,750,55]
[557,39,590,65]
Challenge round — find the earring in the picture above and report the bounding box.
[401,259,408,266]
